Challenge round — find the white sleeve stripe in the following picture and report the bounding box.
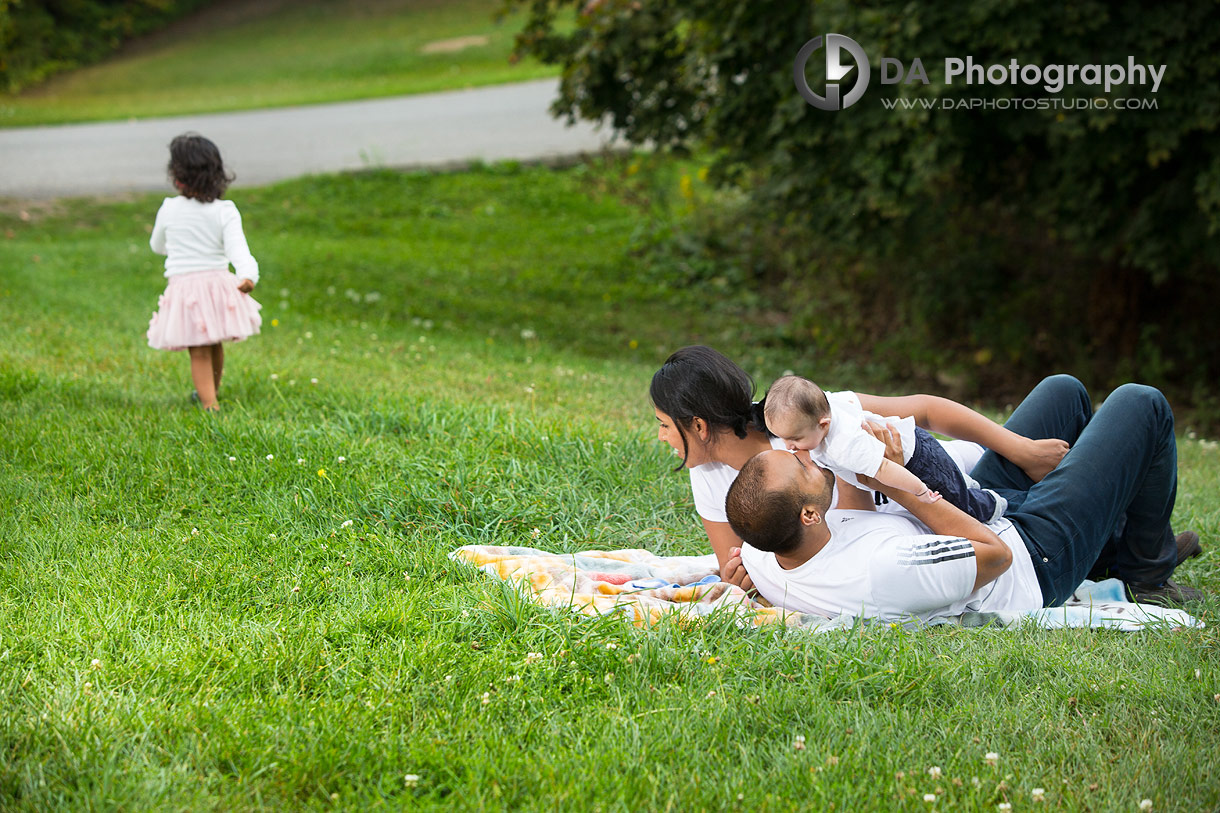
[898,550,976,566]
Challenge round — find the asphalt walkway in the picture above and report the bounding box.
[0,79,616,199]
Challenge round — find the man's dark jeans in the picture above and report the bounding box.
[970,375,1177,605]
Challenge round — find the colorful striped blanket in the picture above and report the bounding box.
[450,545,1202,632]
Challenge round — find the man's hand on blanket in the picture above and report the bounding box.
[723,547,772,607]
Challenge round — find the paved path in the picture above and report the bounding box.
[0,79,616,199]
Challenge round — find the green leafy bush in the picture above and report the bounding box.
[506,0,1220,402]
[1,0,208,92]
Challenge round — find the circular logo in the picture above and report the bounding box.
[794,34,871,111]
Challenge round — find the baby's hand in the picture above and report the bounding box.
[237,279,255,294]
[916,488,942,504]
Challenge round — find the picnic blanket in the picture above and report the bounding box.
[450,545,1203,632]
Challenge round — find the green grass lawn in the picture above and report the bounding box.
[0,0,558,128]
[1,161,1218,810]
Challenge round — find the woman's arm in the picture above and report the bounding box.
[856,393,1068,482]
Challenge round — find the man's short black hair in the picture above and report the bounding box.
[725,454,808,555]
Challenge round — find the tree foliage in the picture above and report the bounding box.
[0,0,208,93]
[506,0,1220,401]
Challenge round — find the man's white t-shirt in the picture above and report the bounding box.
[740,511,1042,621]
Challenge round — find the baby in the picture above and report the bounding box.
[763,375,1005,523]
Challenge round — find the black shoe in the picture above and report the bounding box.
[1176,531,1202,566]
[190,390,201,404]
[1126,579,1204,607]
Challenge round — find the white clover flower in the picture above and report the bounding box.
[1140,801,1153,812]
[341,519,353,528]
[604,672,615,683]
[337,456,346,463]
[90,659,101,670]
[191,527,199,536]
[928,766,942,779]
[521,328,537,340]
[985,752,999,767]
[404,774,420,788]
[924,794,936,803]
[605,642,618,650]
[269,533,277,539]
[310,378,318,385]
[291,586,300,593]
[481,692,490,705]
[297,458,305,465]
[997,805,1011,812]
[228,456,236,462]
[530,528,541,539]
[525,652,543,664]
[266,454,274,461]
[793,734,806,751]
[270,373,278,381]
[1032,788,1045,803]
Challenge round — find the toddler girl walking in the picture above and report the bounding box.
[146,133,262,411]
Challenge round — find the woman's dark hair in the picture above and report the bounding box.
[649,345,764,469]
[167,133,234,202]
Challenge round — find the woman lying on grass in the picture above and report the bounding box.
[649,346,1073,583]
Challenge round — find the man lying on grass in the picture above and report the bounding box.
[721,376,1205,620]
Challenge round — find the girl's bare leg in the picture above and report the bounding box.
[188,345,219,411]
[211,343,224,394]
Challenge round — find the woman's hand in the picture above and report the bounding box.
[1014,437,1070,483]
[722,547,770,605]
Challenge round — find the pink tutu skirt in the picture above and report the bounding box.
[147,269,262,351]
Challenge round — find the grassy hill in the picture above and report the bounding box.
[0,0,557,127]
[0,161,1217,810]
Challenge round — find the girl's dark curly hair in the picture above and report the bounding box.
[167,133,234,202]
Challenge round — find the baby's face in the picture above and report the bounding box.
[770,414,828,452]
